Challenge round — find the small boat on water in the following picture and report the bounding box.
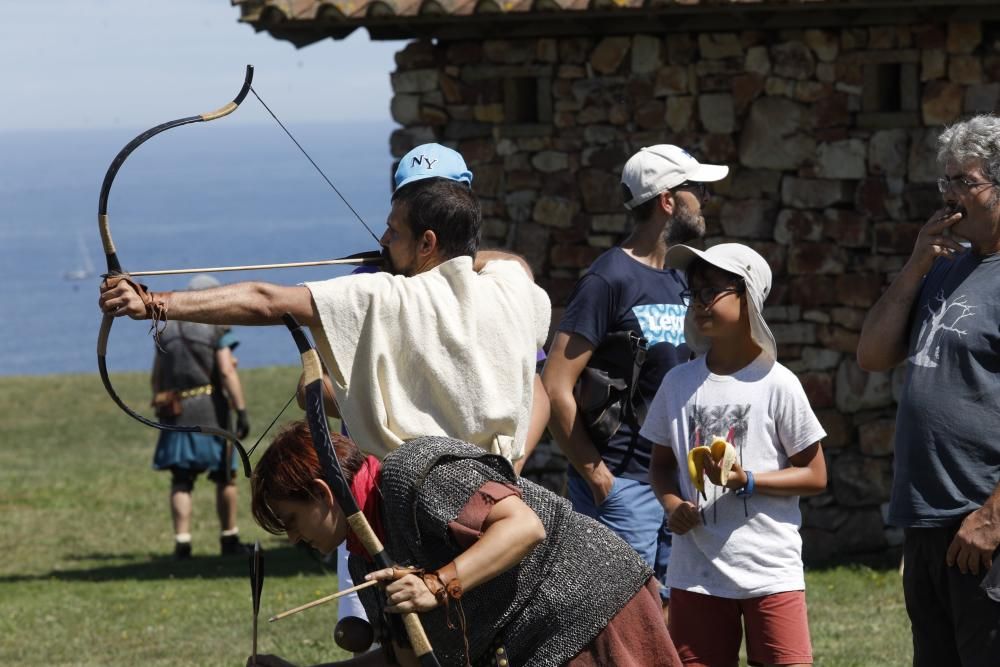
[64,232,96,281]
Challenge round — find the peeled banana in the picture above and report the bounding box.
[687,434,737,497]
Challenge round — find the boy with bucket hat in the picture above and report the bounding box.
[642,243,828,667]
[543,144,728,622]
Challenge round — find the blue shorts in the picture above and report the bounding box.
[568,473,671,601]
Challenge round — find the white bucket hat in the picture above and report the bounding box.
[620,144,729,210]
[665,243,776,360]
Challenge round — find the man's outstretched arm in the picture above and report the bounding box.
[99,279,319,328]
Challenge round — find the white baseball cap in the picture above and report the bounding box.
[665,243,776,360]
[621,145,729,210]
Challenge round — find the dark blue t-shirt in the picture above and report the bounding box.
[889,251,1000,527]
[558,247,691,481]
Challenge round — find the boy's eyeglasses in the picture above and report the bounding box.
[680,285,744,307]
[674,181,709,201]
[936,175,996,194]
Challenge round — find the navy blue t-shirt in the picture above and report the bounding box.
[558,247,691,481]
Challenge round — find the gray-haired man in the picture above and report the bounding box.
[859,114,1000,666]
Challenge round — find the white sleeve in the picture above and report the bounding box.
[774,372,827,457]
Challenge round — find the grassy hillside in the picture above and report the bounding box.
[0,368,911,666]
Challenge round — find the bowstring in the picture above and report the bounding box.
[249,86,381,245]
[247,389,299,458]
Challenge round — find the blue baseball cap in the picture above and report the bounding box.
[394,143,473,190]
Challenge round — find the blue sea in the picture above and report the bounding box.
[0,121,395,376]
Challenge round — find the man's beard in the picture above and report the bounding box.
[381,247,402,275]
[666,198,706,244]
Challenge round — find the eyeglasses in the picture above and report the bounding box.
[936,175,996,194]
[674,181,709,201]
[679,284,744,307]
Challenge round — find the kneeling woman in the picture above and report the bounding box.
[249,421,679,667]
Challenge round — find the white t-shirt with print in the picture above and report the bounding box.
[640,353,826,599]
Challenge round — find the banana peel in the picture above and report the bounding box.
[687,436,737,498]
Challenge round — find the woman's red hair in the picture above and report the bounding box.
[250,420,365,535]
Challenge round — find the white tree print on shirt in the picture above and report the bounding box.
[910,290,975,368]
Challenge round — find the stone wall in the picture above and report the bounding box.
[388,21,1000,563]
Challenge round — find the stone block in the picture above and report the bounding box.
[836,359,892,413]
[505,190,536,223]
[699,33,743,59]
[856,177,889,220]
[390,69,439,94]
[591,37,631,75]
[859,419,896,456]
[816,62,836,83]
[726,168,782,200]
[801,528,840,564]
[763,305,801,322]
[666,96,695,133]
[835,508,889,553]
[965,83,1000,114]
[832,455,893,507]
[800,371,834,408]
[632,35,662,74]
[781,178,852,209]
[537,38,558,64]
[913,25,946,50]
[823,208,870,248]
[817,407,851,448]
[804,29,839,62]
[739,98,815,170]
[920,49,947,82]
[391,94,421,125]
[764,76,796,98]
[868,26,897,50]
[835,274,883,309]
[445,42,483,66]
[732,74,766,114]
[577,106,608,125]
[817,324,859,354]
[803,309,831,324]
[908,128,943,184]
[802,347,842,372]
[745,46,771,76]
[830,307,867,331]
[389,126,438,157]
[666,33,697,65]
[814,93,852,128]
[816,139,867,179]
[787,242,848,275]
[531,151,569,173]
[874,221,921,254]
[949,55,983,85]
[775,209,824,244]
[591,214,628,233]
[718,199,776,238]
[533,196,578,228]
[794,81,831,104]
[773,323,818,345]
[635,100,666,131]
[868,129,909,177]
[550,243,603,269]
[578,169,622,213]
[395,40,438,69]
[772,41,816,80]
[698,94,735,134]
[922,80,963,126]
[483,39,535,65]
[947,21,981,54]
[653,65,690,97]
[559,37,592,64]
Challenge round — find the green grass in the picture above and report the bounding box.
[0,370,912,666]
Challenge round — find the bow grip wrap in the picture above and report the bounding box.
[281,314,440,666]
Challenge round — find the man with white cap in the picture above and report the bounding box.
[542,144,728,621]
[642,242,827,667]
[101,143,550,466]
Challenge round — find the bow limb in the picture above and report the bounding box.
[96,66,255,478]
[282,314,441,667]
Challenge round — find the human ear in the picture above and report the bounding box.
[658,191,674,216]
[419,229,438,257]
[310,478,336,510]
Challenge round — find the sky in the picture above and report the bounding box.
[1,0,402,131]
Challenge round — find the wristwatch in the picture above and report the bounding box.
[735,470,755,498]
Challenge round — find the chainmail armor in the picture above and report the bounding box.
[349,435,652,667]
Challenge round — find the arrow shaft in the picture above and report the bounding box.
[127,255,383,278]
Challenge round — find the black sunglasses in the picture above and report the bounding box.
[679,284,745,307]
[674,181,709,201]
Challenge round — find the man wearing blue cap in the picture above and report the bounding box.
[100,143,550,466]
